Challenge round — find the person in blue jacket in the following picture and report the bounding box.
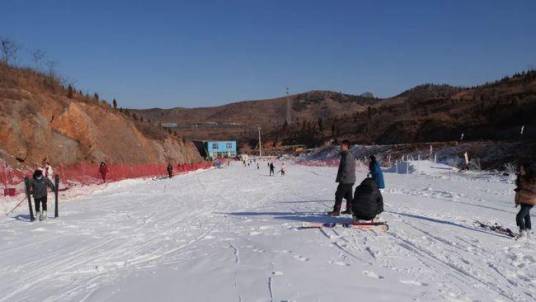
[369,155,385,190]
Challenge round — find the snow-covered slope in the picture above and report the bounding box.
[0,162,534,301]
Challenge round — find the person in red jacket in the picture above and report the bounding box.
[99,162,109,183]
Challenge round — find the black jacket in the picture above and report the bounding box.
[30,176,55,199]
[352,178,383,220]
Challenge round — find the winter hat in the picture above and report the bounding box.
[369,155,376,161]
[33,169,43,179]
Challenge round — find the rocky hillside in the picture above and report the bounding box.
[0,63,202,168]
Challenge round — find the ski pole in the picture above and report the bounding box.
[5,197,26,216]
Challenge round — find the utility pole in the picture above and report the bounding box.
[258,126,262,157]
[286,87,291,125]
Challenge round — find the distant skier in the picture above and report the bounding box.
[369,155,385,191]
[99,161,109,183]
[30,169,56,221]
[514,162,536,239]
[280,162,287,176]
[269,162,275,176]
[257,163,260,170]
[167,163,174,178]
[329,140,355,216]
[352,177,384,222]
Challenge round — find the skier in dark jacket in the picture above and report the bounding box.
[99,162,109,183]
[329,140,356,216]
[30,169,56,221]
[514,162,536,239]
[269,162,275,176]
[352,178,384,221]
[167,163,174,179]
[369,155,385,190]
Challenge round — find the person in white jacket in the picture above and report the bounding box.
[41,158,54,183]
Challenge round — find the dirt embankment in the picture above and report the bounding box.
[0,64,201,168]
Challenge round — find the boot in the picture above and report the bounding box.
[35,211,41,222]
[341,209,352,215]
[515,229,527,240]
[42,211,47,221]
[328,210,340,217]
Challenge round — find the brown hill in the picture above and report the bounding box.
[0,63,202,168]
[135,71,536,156]
[329,71,536,145]
[134,90,378,141]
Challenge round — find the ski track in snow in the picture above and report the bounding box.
[1,162,536,301]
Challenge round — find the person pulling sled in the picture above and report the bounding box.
[329,140,355,216]
[30,169,56,221]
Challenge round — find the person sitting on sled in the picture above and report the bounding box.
[352,177,384,222]
[30,169,56,221]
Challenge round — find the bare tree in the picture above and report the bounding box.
[32,49,47,70]
[0,37,19,65]
[45,59,58,77]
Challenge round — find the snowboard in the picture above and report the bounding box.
[299,221,389,232]
[474,220,516,238]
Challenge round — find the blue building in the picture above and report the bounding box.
[195,140,237,159]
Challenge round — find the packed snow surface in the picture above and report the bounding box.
[1,162,535,302]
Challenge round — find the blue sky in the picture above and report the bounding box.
[2,0,535,108]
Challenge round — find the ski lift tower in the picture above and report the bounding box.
[258,126,262,157]
[286,87,292,125]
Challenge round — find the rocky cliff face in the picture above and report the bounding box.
[0,64,202,168]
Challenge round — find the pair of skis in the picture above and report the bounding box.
[299,221,389,231]
[23,175,60,221]
[474,220,516,238]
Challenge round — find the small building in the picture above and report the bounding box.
[194,140,237,159]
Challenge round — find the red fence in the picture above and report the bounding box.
[295,159,370,172]
[1,161,213,195]
[1,163,26,190]
[295,159,340,167]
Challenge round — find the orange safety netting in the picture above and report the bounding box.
[1,162,213,195]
